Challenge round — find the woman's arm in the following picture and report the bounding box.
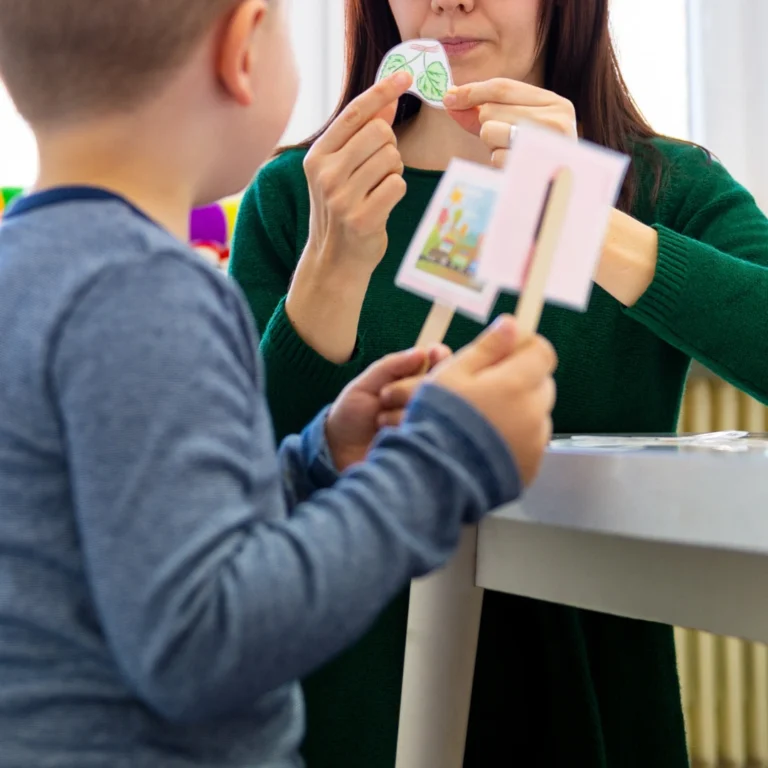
[600,145,768,402]
[230,76,411,438]
[230,158,369,440]
[595,209,658,306]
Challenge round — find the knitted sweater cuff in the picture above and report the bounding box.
[625,225,689,330]
[259,296,368,398]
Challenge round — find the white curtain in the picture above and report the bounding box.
[281,0,345,146]
[611,0,690,141]
[688,0,768,209]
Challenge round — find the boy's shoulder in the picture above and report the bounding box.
[0,193,241,337]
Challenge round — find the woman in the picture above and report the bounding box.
[230,1,768,766]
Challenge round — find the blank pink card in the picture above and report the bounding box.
[478,122,629,310]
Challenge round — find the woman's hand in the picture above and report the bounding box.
[286,72,412,364]
[443,79,578,168]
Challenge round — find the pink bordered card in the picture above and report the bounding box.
[478,121,630,311]
[395,159,503,323]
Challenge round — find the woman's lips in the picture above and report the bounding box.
[439,38,483,57]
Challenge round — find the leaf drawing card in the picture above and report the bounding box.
[376,39,454,108]
[396,159,503,322]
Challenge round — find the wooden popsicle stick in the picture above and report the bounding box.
[396,168,574,768]
[514,167,574,336]
[416,301,455,349]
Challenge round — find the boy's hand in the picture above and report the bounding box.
[326,345,450,471]
[382,316,557,487]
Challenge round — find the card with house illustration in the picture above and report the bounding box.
[376,39,454,109]
[395,159,503,322]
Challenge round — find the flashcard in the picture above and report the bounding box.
[478,121,630,311]
[376,39,454,109]
[395,159,503,323]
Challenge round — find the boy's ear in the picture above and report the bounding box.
[217,0,268,106]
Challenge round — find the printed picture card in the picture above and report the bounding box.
[395,159,503,323]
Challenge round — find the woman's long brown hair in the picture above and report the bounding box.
[280,0,677,213]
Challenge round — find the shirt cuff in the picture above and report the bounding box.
[300,405,340,490]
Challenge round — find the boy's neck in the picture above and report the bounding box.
[34,118,199,242]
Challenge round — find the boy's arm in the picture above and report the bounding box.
[52,255,521,724]
[276,406,338,508]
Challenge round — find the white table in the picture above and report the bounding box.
[396,438,768,768]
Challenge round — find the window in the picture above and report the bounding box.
[610,0,691,140]
[280,0,345,146]
[0,83,37,188]
[0,1,694,188]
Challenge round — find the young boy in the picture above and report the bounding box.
[0,0,556,765]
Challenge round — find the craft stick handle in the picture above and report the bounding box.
[414,302,455,373]
[515,167,574,337]
[416,302,455,349]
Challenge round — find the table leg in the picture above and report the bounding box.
[395,526,484,768]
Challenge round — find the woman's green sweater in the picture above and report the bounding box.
[230,139,768,767]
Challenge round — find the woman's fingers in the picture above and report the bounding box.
[355,173,408,225]
[445,106,482,136]
[445,80,577,143]
[346,141,404,202]
[312,72,412,156]
[480,119,516,151]
[490,148,509,169]
[445,79,558,110]
[334,118,399,180]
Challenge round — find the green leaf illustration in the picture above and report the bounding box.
[417,61,449,101]
[380,54,414,79]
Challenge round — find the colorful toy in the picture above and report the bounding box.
[189,195,241,271]
[3,185,240,270]
[0,187,24,221]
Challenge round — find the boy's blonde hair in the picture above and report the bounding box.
[0,0,241,125]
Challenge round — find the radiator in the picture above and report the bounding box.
[675,375,768,768]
